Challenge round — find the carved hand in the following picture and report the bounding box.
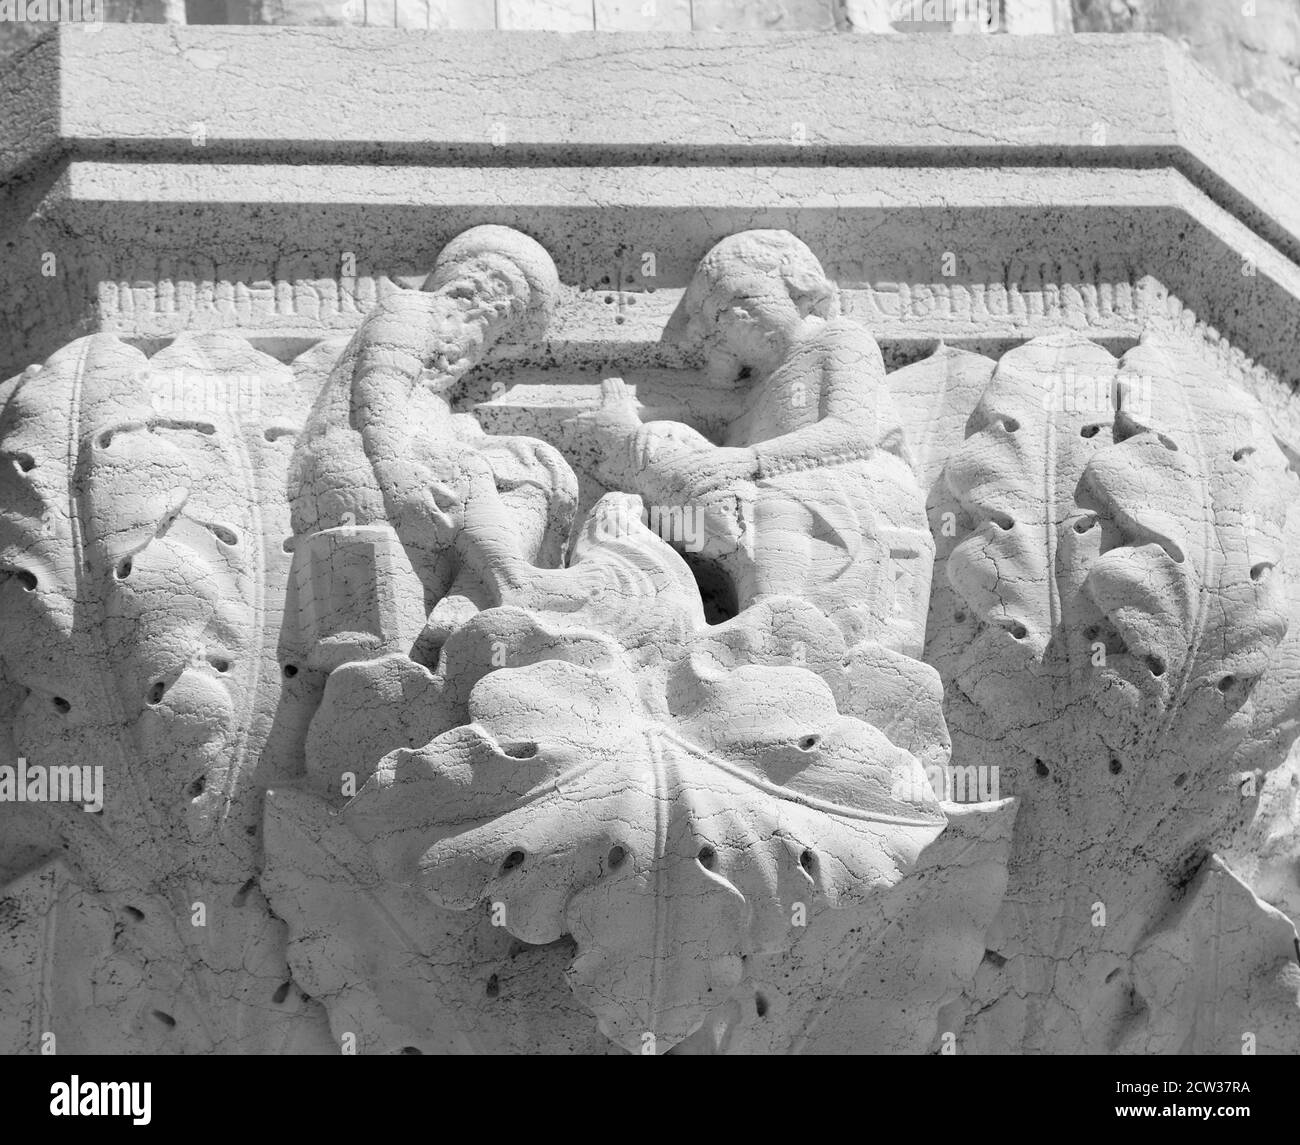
[571,376,642,440]
[695,484,754,560]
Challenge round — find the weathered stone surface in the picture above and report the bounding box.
[0,331,335,1052]
[7,27,1300,419]
[1075,0,1300,143]
[260,225,986,1054]
[1,22,1299,1059]
[916,329,1300,1052]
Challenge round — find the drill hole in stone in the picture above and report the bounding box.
[147,681,165,705]
[1147,656,1166,677]
[500,741,538,760]
[485,974,500,998]
[797,734,820,751]
[1109,758,1123,775]
[954,610,967,623]
[1009,623,1028,640]
[607,845,627,870]
[1080,424,1100,438]
[270,981,291,1004]
[52,697,70,714]
[697,845,717,871]
[1002,417,1020,433]
[1251,562,1271,582]
[187,776,206,800]
[800,849,816,873]
[151,1010,176,1029]
[15,569,37,591]
[212,658,230,673]
[1074,516,1096,533]
[207,523,239,546]
[1174,772,1187,788]
[282,664,299,679]
[755,992,769,1018]
[1218,675,1235,694]
[500,849,526,874]
[115,557,133,580]
[399,1045,423,1055]
[124,906,145,922]
[1034,759,1049,778]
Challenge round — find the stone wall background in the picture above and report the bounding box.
[0,0,1060,37]
[1,2,1298,134]
[1075,1,1300,138]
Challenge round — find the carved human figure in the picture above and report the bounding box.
[577,230,932,655]
[289,225,577,669]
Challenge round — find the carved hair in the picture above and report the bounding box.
[684,230,840,343]
[425,224,560,341]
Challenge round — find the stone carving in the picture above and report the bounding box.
[583,230,933,657]
[0,332,333,1052]
[261,226,999,1054]
[910,330,1300,1053]
[2,220,1297,1057]
[1224,751,1300,930]
[288,224,577,675]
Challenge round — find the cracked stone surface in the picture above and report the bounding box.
[1,23,1299,1056]
[1074,0,1300,144]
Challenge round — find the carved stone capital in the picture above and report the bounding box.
[3,27,1300,1057]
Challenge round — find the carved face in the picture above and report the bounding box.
[432,257,529,328]
[424,225,560,345]
[703,282,803,373]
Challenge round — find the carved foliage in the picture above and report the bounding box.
[942,329,1292,777]
[0,332,331,1052]
[927,329,1300,1053]
[268,494,953,1053]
